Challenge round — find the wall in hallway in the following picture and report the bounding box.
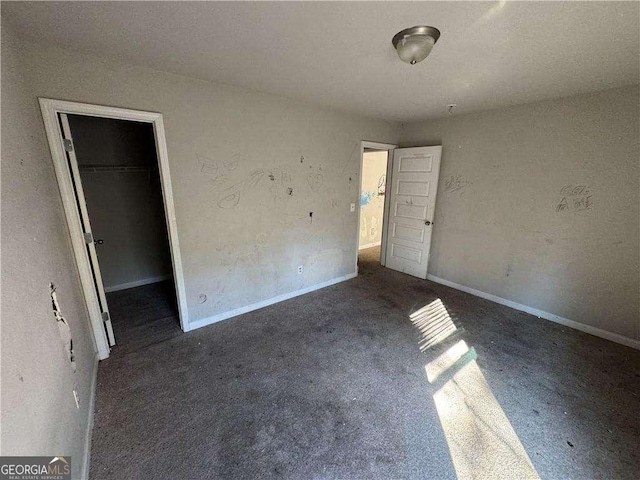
[359,151,387,249]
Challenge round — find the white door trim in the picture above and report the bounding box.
[59,113,115,346]
[39,98,189,359]
[356,141,397,273]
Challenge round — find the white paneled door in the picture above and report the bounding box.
[384,146,442,279]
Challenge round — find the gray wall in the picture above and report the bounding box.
[16,35,399,326]
[1,24,97,479]
[400,85,640,342]
[68,115,173,291]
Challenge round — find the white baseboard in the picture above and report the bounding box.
[426,274,640,350]
[81,354,99,480]
[104,274,173,293]
[359,241,381,250]
[188,272,358,332]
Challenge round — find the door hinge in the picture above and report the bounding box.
[101,311,110,323]
[63,138,74,152]
[83,232,94,244]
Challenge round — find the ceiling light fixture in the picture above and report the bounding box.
[392,26,441,65]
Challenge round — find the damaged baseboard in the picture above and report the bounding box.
[188,272,358,332]
[104,274,173,293]
[426,274,640,351]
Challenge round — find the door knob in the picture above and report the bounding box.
[425,220,432,226]
[95,239,104,245]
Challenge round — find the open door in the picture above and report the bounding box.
[59,113,116,346]
[384,146,442,279]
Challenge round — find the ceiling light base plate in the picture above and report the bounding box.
[392,26,441,49]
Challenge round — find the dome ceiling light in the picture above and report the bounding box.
[392,26,441,65]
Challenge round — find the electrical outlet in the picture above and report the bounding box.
[350,203,356,212]
[297,265,304,274]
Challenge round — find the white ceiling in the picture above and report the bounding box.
[4,1,639,122]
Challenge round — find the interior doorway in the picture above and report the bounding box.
[40,99,188,360]
[68,114,180,353]
[356,141,396,273]
[358,149,389,268]
[356,142,443,280]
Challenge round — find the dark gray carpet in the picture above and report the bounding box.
[90,247,640,479]
[106,280,181,356]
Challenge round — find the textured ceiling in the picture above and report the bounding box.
[3,1,639,122]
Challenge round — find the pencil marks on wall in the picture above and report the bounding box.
[198,149,319,208]
[556,185,593,213]
[218,191,241,209]
[235,232,268,266]
[559,185,590,196]
[198,153,239,186]
[377,174,386,196]
[217,168,265,209]
[370,217,380,238]
[192,143,363,318]
[361,174,387,208]
[267,167,294,199]
[444,175,472,193]
[360,216,368,239]
[307,171,324,192]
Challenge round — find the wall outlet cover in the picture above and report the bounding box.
[350,203,356,212]
[297,266,304,274]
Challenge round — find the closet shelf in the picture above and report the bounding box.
[78,165,154,173]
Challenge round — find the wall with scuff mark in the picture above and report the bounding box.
[16,35,400,326]
[400,85,640,342]
[1,23,98,479]
[359,151,387,249]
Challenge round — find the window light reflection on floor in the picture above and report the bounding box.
[412,299,540,479]
[410,299,458,351]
